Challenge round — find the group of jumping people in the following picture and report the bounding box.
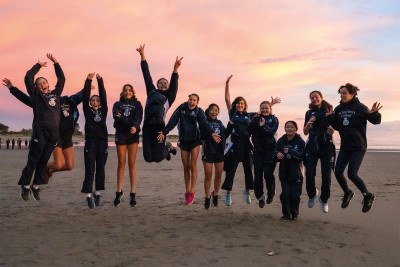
[3,46,382,220]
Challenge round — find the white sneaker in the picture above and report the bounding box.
[319,197,329,213]
[308,189,319,208]
[243,189,251,204]
[225,191,232,206]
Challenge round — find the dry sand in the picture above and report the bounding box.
[0,147,399,266]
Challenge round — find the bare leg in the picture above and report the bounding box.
[116,145,127,192]
[127,143,138,193]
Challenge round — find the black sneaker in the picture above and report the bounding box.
[259,196,266,208]
[291,215,298,221]
[20,185,30,201]
[211,191,218,207]
[30,185,40,201]
[362,193,376,213]
[266,195,274,204]
[166,142,177,155]
[130,193,136,207]
[93,194,101,207]
[114,191,123,206]
[204,197,211,210]
[341,190,354,208]
[87,196,94,209]
[280,215,291,221]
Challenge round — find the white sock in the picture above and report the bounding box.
[24,185,30,189]
[32,184,39,189]
[94,191,100,196]
[87,193,92,198]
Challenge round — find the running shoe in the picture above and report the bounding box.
[225,191,232,206]
[114,191,124,206]
[93,193,101,207]
[362,193,376,213]
[243,189,251,204]
[341,190,354,208]
[319,197,329,213]
[266,194,274,205]
[186,192,195,205]
[130,193,137,207]
[280,215,291,221]
[259,195,266,208]
[308,189,319,208]
[30,185,40,201]
[20,185,30,201]
[87,196,94,209]
[166,142,177,155]
[204,197,211,210]
[211,191,218,207]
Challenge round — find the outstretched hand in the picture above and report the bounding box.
[212,133,221,143]
[47,53,58,64]
[226,75,233,84]
[2,78,13,89]
[271,96,281,106]
[38,60,47,67]
[325,106,334,116]
[369,102,382,113]
[174,56,183,72]
[96,73,102,79]
[136,44,145,59]
[87,73,96,80]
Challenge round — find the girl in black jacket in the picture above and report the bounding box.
[112,84,143,207]
[275,121,305,221]
[201,103,226,209]
[81,73,108,209]
[327,83,382,213]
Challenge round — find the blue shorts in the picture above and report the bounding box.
[179,140,202,152]
[202,153,224,163]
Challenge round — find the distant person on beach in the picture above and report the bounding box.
[17,138,22,149]
[15,53,65,201]
[11,138,15,149]
[248,100,279,208]
[136,44,182,163]
[158,94,216,205]
[6,138,10,149]
[327,83,382,213]
[303,91,335,214]
[81,73,108,209]
[274,121,305,221]
[201,103,225,209]
[112,84,143,207]
[3,77,83,183]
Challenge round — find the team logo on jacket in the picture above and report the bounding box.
[123,107,131,117]
[94,110,102,122]
[49,97,56,107]
[343,117,349,126]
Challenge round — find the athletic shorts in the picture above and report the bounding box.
[56,134,73,149]
[202,153,224,163]
[115,131,139,146]
[179,140,202,152]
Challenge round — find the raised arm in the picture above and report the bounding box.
[167,56,183,105]
[24,60,46,96]
[366,102,382,125]
[47,53,65,96]
[137,44,156,95]
[225,75,233,112]
[3,78,32,107]
[83,73,95,114]
[68,88,84,107]
[96,73,107,113]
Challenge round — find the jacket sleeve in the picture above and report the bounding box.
[263,116,279,135]
[97,77,107,113]
[140,60,156,96]
[53,63,65,96]
[167,72,179,105]
[68,89,84,107]
[132,101,144,132]
[358,103,382,125]
[327,107,341,130]
[225,121,234,138]
[82,79,92,115]
[247,117,258,135]
[9,86,33,108]
[163,104,182,135]
[288,136,305,161]
[274,137,285,161]
[197,108,213,136]
[24,63,41,96]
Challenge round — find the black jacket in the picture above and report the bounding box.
[248,114,279,152]
[328,97,381,151]
[202,118,226,155]
[113,97,143,133]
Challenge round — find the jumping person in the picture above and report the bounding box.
[201,103,226,209]
[327,83,382,213]
[3,78,83,183]
[136,44,182,162]
[275,121,305,221]
[17,53,65,201]
[112,84,143,207]
[248,101,279,208]
[158,94,217,205]
[303,91,335,213]
[81,73,108,209]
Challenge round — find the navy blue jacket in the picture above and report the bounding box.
[248,114,279,152]
[328,97,381,151]
[202,118,226,155]
[113,97,143,133]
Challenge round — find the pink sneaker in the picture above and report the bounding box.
[186,192,195,205]
[184,192,189,204]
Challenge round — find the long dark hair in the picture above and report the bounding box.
[120,84,137,101]
[338,83,360,96]
[205,103,220,120]
[308,90,332,111]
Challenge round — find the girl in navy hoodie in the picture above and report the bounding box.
[112,84,143,207]
[275,121,305,221]
[327,83,382,213]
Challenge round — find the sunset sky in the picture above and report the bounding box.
[1,0,399,145]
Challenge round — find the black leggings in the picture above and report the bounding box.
[142,123,169,163]
[81,139,108,193]
[253,149,276,199]
[221,150,254,191]
[334,149,369,195]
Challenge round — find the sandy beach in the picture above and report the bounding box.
[0,147,399,266]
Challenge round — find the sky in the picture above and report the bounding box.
[1,0,399,145]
